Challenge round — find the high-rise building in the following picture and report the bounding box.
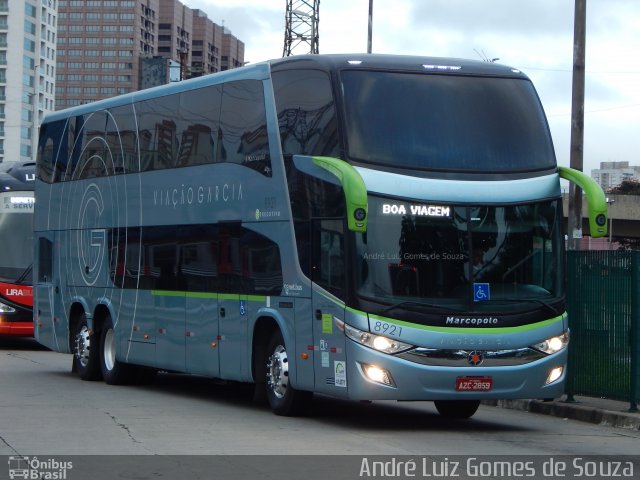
[0,0,57,165]
[221,28,244,71]
[157,0,192,80]
[55,0,159,109]
[55,0,244,109]
[591,161,640,191]
[190,9,222,77]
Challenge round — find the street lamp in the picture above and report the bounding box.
[606,197,615,249]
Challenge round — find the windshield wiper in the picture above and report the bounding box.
[380,301,464,316]
[484,297,562,316]
[14,264,32,285]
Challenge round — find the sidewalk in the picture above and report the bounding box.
[485,395,640,431]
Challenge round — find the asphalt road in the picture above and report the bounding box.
[2,336,639,459]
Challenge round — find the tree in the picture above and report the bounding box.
[607,179,640,250]
[608,179,640,195]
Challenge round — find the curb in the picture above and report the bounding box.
[483,399,640,431]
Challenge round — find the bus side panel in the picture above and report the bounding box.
[34,231,70,353]
[293,297,315,391]
[312,288,348,398]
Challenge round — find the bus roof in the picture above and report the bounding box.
[40,53,528,125]
[0,161,35,191]
[40,61,271,124]
[268,53,529,79]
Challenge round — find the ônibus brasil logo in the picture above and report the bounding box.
[8,456,73,480]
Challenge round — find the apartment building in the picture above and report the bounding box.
[0,0,57,164]
[56,0,244,109]
[190,8,222,77]
[591,161,640,191]
[55,0,159,109]
[221,27,244,71]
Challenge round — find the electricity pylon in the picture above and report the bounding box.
[283,0,319,56]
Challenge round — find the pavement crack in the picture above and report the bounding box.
[6,352,44,365]
[0,434,20,456]
[102,410,146,448]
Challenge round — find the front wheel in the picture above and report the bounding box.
[73,314,101,381]
[434,400,480,419]
[265,330,311,416]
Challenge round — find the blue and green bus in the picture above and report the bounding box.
[34,54,607,418]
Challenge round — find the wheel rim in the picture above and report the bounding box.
[75,325,91,368]
[267,344,289,399]
[103,328,116,372]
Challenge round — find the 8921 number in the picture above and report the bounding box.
[372,321,403,337]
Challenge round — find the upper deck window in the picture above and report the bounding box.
[341,71,555,173]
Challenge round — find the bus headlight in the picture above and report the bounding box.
[344,324,413,354]
[531,331,569,355]
[0,302,16,313]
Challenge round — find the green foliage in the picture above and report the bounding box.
[608,179,640,195]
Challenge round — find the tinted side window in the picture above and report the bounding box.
[272,69,339,158]
[136,94,180,172]
[177,85,223,167]
[36,119,68,184]
[106,104,138,174]
[109,224,282,296]
[73,111,110,180]
[219,80,271,176]
[312,218,345,298]
[37,237,53,282]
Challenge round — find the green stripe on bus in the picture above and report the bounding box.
[151,290,266,302]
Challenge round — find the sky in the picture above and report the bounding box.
[186,0,640,175]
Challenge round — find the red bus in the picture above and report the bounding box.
[0,162,35,336]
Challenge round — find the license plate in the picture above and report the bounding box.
[456,377,493,391]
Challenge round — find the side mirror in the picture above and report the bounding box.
[293,155,368,232]
[559,166,608,238]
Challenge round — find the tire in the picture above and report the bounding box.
[72,314,101,381]
[434,400,481,419]
[99,315,134,385]
[265,330,311,416]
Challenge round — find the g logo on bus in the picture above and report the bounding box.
[467,351,484,366]
[77,183,106,286]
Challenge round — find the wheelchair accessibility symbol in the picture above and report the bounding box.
[473,283,490,302]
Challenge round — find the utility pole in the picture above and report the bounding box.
[567,0,587,251]
[367,0,373,53]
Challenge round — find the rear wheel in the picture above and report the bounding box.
[265,330,311,416]
[100,315,134,385]
[73,314,101,381]
[434,400,480,419]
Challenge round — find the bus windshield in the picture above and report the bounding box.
[355,196,564,314]
[0,192,34,284]
[341,70,556,172]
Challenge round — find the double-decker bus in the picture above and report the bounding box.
[0,161,35,336]
[34,55,607,418]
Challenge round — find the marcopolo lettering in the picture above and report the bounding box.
[446,316,499,326]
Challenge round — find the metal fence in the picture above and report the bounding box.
[565,250,639,410]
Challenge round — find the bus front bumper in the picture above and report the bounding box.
[344,340,567,401]
[0,319,34,336]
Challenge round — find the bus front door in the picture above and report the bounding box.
[312,219,348,397]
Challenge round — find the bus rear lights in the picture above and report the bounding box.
[531,331,569,355]
[344,323,413,354]
[545,366,564,385]
[360,363,396,387]
[0,301,16,313]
